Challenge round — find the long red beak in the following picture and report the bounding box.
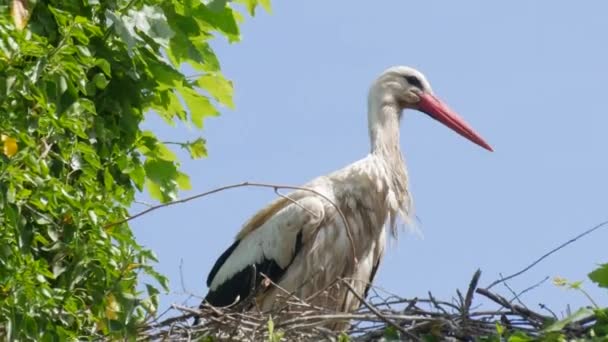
[417,92,493,152]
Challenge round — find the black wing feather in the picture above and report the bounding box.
[203,230,304,308]
[363,258,381,299]
[206,239,240,287]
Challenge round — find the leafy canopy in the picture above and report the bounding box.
[0,0,268,339]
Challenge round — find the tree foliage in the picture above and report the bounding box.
[0,0,268,339]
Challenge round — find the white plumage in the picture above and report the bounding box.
[200,66,492,327]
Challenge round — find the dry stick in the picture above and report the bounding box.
[404,297,419,313]
[342,280,421,342]
[428,291,450,316]
[476,288,548,328]
[257,272,328,314]
[486,219,608,290]
[464,270,481,314]
[499,272,528,308]
[460,269,482,336]
[103,181,359,265]
[538,303,558,320]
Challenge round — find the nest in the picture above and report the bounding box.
[137,270,601,341]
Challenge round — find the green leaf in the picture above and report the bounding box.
[145,179,164,202]
[105,10,138,52]
[187,137,207,159]
[151,90,187,124]
[383,325,400,340]
[237,0,258,16]
[195,73,234,108]
[91,73,109,89]
[495,321,504,336]
[95,58,111,76]
[267,316,274,335]
[148,60,185,91]
[179,86,218,128]
[207,0,229,12]
[76,142,101,169]
[507,331,533,342]
[88,210,98,225]
[144,159,179,202]
[194,5,240,42]
[128,163,146,191]
[127,5,174,48]
[337,332,351,342]
[176,171,191,190]
[138,131,178,161]
[144,159,178,184]
[544,307,595,332]
[589,263,608,288]
[259,0,272,13]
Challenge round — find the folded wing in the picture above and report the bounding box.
[204,195,326,307]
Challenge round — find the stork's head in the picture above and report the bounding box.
[371,66,493,152]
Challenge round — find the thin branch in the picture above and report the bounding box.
[162,141,186,146]
[134,200,155,208]
[104,181,358,265]
[486,219,608,289]
[538,303,558,320]
[179,259,187,293]
[273,188,319,219]
[509,276,549,304]
[499,272,527,308]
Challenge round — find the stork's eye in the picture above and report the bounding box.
[404,75,423,90]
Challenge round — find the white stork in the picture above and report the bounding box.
[200,66,492,322]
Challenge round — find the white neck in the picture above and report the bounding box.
[366,93,412,237]
[368,95,402,157]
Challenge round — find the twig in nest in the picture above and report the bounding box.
[460,269,482,336]
[342,280,421,341]
[476,288,548,328]
[498,272,528,308]
[404,297,419,313]
[464,269,481,316]
[428,291,449,316]
[539,303,558,320]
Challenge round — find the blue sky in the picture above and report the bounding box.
[136,0,608,314]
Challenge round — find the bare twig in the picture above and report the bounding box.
[179,259,187,293]
[499,272,527,308]
[103,181,359,266]
[342,280,421,341]
[539,303,558,320]
[486,219,608,290]
[510,276,550,304]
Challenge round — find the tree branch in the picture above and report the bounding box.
[104,181,359,265]
[485,219,608,290]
